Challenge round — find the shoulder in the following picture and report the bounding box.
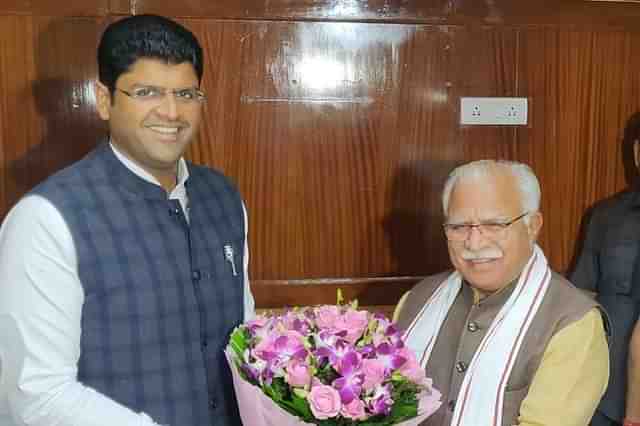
[587,190,638,225]
[395,271,452,329]
[0,194,74,258]
[410,271,452,296]
[186,162,241,194]
[543,271,601,331]
[30,146,107,197]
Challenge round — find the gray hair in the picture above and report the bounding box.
[441,160,541,219]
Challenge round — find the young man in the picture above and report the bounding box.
[395,160,609,426]
[0,15,253,426]
[571,113,640,426]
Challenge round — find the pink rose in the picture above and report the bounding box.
[285,359,312,388]
[308,385,341,419]
[340,397,367,420]
[398,348,426,383]
[335,309,369,343]
[315,306,341,330]
[361,359,387,391]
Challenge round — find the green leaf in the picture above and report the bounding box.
[228,327,249,360]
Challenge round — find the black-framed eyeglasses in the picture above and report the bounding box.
[443,212,529,242]
[116,85,206,104]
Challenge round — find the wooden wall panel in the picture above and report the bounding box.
[2,2,640,308]
[519,29,640,270]
[124,0,640,28]
[0,0,109,16]
[0,16,105,216]
[186,20,455,286]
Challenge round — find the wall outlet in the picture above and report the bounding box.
[460,97,528,126]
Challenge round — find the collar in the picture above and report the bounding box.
[468,276,519,307]
[110,141,189,189]
[108,140,189,200]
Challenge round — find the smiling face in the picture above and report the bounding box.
[445,168,542,294]
[96,58,202,189]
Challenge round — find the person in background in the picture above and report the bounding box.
[626,320,640,426]
[572,112,640,426]
[394,159,609,426]
[0,14,253,426]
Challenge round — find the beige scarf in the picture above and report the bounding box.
[403,245,551,426]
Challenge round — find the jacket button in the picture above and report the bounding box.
[455,361,467,373]
[448,400,456,411]
[192,270,201,281]
[209,399,217,409]
[467,321,479,332]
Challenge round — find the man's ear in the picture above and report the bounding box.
[95,81,111,121]
[634,140,640,170]
[527,211,543,241]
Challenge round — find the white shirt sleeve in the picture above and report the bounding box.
[242,203,255,321]
[0,195,162,426]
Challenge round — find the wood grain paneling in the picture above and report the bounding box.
[0,0,109,16]
[0,16,105,216]
[2,4,640,309]
[186,20,455,283]
[126,0,640,28]
[519,29,640,269]
[253,277,418,309]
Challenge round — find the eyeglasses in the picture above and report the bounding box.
[116,85,206,104]
[443,212,529,242]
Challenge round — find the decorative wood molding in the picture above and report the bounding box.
[252,277,422,308]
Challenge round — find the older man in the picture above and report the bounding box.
[394,160,609,426]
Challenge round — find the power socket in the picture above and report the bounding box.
[460,97,528,126]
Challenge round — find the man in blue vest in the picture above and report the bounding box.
[0,15,254,426]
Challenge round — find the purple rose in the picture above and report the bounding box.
[285,359,312,388]
[340,398,367,421]
[361,358,387,391]
[335,309,369,343]
[315,306,341,330]
[308,385,341,419]
[398,347,427,384]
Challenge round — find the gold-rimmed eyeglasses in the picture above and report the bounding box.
[116,85,206,104]
[443,212,529,242]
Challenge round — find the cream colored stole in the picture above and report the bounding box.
[403,245,551,426]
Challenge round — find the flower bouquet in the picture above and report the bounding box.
[225,298,442,425]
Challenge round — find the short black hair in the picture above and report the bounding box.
[624,112,640,145]
[98,14,203,95]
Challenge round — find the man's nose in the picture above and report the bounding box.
[155,92,179,120]
[464,226,489,250]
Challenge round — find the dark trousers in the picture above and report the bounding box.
[590,410,622,426]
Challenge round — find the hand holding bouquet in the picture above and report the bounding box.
[225,299,441,425]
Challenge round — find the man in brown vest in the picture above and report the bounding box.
[394,159,609,426]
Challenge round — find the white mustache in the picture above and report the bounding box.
[460,248,503,261]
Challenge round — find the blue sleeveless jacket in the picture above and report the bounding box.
[31,143,245,426]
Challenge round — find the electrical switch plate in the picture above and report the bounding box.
[460,97,528,126]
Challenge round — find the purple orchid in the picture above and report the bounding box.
[332,351,364,404]
[314,332,355,370]
[375,342,408,374]
[253,330,309,382]
[368,383,394,416]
